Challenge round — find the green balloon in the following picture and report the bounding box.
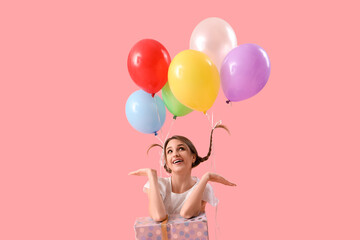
[161,82,193,117]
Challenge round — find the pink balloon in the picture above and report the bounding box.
[190,17,237,70]
[220,43,271,102]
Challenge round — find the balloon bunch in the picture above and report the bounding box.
[125,17,271,135]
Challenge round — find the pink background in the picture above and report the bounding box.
[1,0,359,239]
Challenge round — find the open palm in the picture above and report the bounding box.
[128,168,156,177]
[207,172,236,186]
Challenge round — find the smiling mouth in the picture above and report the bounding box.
[172,159,184,164]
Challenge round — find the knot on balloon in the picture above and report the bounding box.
[173,116,177,120]
[154,132,158,136]
[226,100,231,104]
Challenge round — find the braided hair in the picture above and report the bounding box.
[147,124,230,173]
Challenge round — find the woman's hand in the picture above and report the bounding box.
[203,172,237,186]
[128,168,157,177]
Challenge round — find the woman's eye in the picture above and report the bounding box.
[167,150,172,154]
[179,147,185,151]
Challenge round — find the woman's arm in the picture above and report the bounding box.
[145,170,167,222]
[180,172,236,219]
[129,168,167,222]
[180,173,210,218]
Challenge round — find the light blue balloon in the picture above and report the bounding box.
[125,90,166,135]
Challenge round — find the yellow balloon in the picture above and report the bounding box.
[168,50,220,113]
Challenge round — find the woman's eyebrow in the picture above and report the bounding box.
[166,144,185,150]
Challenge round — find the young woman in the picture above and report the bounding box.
[129,124,236,221]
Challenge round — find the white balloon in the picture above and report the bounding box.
[190,17,237,70]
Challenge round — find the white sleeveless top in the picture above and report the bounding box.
[143,176,219,215]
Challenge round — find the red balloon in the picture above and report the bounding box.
[127,39,171,96]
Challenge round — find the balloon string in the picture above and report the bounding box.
[154,114,177,178]
[205,112,222,240]
[215,204,221,240]
[154,96,160,124]
[205,111,222,130]
[212,111,214,129]
[205,112,212,129]
[159,150,163,178]
[155,134,164,146]
[154,132,164,177]
[155,116,176,151]
[154,96,164,140]
[205,111,223,173]
[212,146,216,174]
[161,117,176,177]
[164,117,176,143]
[152,94,165,177]
[211,112,216,173]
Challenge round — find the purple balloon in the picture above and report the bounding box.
[220,43,271,102]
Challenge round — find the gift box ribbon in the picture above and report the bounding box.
[161,215,169,240]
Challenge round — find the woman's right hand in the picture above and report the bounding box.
[129,168,166,222]
[128,168,157,177]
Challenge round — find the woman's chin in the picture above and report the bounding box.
[170,165,191,174]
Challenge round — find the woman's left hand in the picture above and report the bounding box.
[203,172,237,186]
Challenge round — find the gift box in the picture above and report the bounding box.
[134,213,209,240]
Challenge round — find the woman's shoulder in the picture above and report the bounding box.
[144,176,170,188]
[158,176,171,181]
[193,176,214,191]
[192,176,200,182]
[157,176,171,186]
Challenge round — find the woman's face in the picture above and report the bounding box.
[165,139,195,174]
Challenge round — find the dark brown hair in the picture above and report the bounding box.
[147,124,230,173]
